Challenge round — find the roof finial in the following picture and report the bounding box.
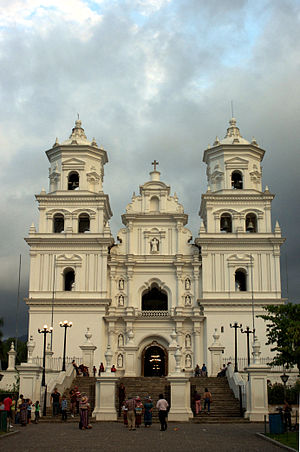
[152,160,159,171]
[77,112,80,120]
[231,100,234,118]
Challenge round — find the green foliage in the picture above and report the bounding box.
[258,303,300,371]
[0,338,27,370]
[268,380,300,404]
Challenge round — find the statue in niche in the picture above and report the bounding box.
[118,278,124,290]
[118,294,124,306]
[117,354,123,368]
[185,278,191,290]
[118,334,124,348]
[185,334,191,348]
[185,354,192,368]
[150,237,159,253]
[71,282,76,291]
[185,294,191,305]
[235,280,241,291]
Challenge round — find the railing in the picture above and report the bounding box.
[32,356,81,371]
[222,356,289,372]
[138,310,169,317]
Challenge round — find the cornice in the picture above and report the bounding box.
[25,235,114,247]
[198,298,285,307]
[25,297,111,306]
[195,235,285,246]
[122,213,188,224]
[201,192,274,202]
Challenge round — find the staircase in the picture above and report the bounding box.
[40,376,96,422]
[190,377,248,423]
[117,377,170,422]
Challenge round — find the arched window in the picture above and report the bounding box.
[53,213,64,233]
[150,196,159,212]
[64,268,75,291]
[142,284,168,311]
[78,213,90,233]
[68,171,79,190]
[231,171,243,189]
[246,213,257,233]
[220,213,232,233]
[235,268,247,291]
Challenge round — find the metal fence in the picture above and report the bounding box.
[32,356,81,371]
[222,356,286,372]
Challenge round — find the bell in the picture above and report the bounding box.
[221,218,230,232]
[246,220,255,232]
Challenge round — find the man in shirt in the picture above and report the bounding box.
[50,388,61,417]
[125,397,137,431]
[156,393,169,431]
[3,395,13,427]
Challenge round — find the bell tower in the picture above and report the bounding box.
[196,118,285,357]
[25,119,113,359]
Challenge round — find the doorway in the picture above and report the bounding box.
[142,342,168,376]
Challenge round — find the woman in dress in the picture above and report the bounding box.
[19,398,28,426]
[79,393,92,429]
[135,397,143,428]
[143,397,153,427]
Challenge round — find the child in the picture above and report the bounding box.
[61,395,68,421]
[27,399,32,424]
[34,401,40,423]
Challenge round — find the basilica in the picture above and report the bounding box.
[25,118,285,377]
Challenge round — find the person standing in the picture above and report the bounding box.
[98,362,104,375]
[3,395,12,427]
[34,401,40,423]
[50,388,61,417]
[143,397,153,427]
[203,388,212,414]
[125,397,137,431]
[156,394,169,431]
[61,395,68,422]
[15,394,23,424]
[79,394,91,430]
[10,399,16,424]
[135,397,143,428]
[19,398,28,426]
[69,389,77,418]
[74,386,81,415]
[118,383,126,417]
[92,366,97,377]
[194,391,202,415]
[201,363,208,377]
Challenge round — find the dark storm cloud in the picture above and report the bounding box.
[0,0,299,338]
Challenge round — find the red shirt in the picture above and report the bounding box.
[4,397,12,411]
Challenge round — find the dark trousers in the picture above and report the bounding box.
[53,403,60,416]
[62,409,67,421]
[158,410,168,431]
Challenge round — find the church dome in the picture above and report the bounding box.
[214,118,250,146]
[61,118,97,147]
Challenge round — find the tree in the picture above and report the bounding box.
[258,303,300,372]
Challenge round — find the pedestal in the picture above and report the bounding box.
[244,365,269,421]
[17,363,43,403]
[93,374,118,421]
[124,346,138,376]
[167,374,193,421]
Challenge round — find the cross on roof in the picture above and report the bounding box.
[152,160,159,171]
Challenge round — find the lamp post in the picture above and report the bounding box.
[230,322,242,372]
[38,325,53,416]
[59,320,72,371]
[241,326,255,366]
[280,368,289,401]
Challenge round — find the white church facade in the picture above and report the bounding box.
[25,118,285,377]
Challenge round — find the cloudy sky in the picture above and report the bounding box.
[0,0,299,339]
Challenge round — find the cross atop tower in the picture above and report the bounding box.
[152,160,159,171]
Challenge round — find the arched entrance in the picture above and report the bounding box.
[142,341,168,376]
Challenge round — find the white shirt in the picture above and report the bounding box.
[156,399,169,411]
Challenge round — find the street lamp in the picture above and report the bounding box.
[230,322,242,372]
[280,368,289,400]
[59,320,72,371]
[38,325,53,416]
[241,326,255,366]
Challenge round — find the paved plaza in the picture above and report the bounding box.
[1,422,283,452]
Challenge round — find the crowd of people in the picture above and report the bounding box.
[120,390,169,431]
[192,388,213,415]
[0,394,41,427]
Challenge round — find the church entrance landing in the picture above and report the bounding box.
[142,341,168,377]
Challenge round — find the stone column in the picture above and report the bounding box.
[17,363,43,403]
[93,374,118,420]
[193,323,202,368]
[244,336,269,421]
[208,328,225,376]
[80,328,97,372]
[7,342,17,371]
[167,373,193,421]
